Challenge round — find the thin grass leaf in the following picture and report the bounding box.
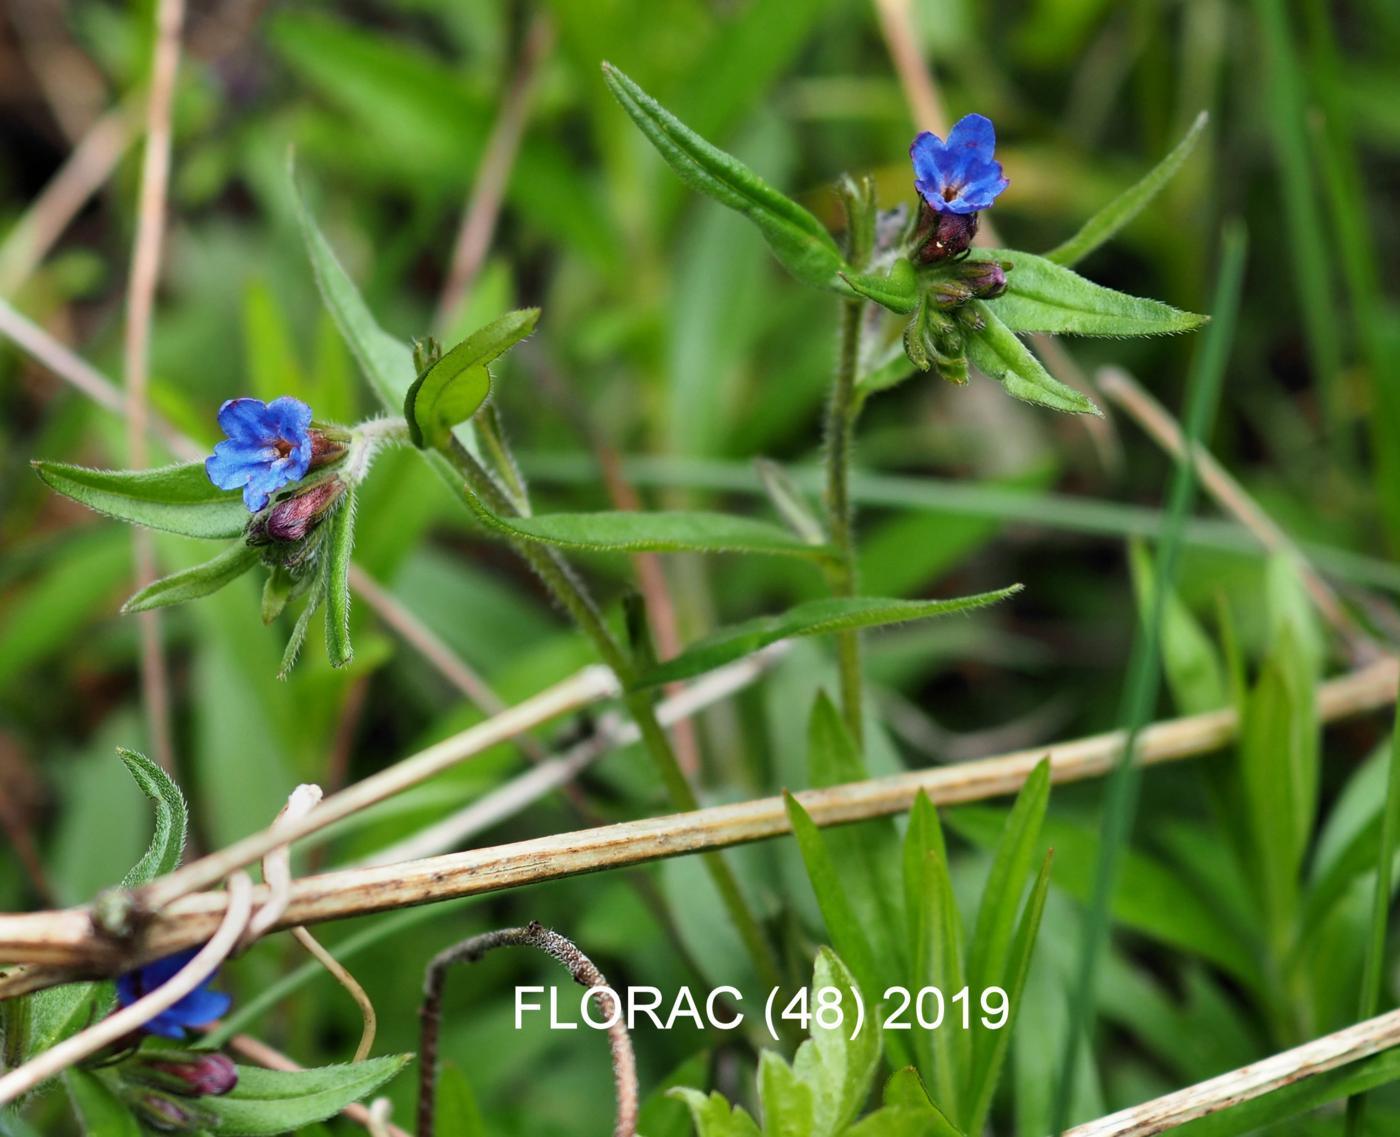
[1044,111,1209,266]
[1050,222,1246,1133]
[635,588,1021,687]
[323,488,356,669]
[601,63,848,291]
[964,304,1100,415]
[33,461,248,540]
[122,543,261,613]
[754,458,826,544]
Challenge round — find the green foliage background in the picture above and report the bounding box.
[2,0,1399,1133]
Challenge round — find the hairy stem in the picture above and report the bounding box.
[440,437,784,990]
[825,298,866,742]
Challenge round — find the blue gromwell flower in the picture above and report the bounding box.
[115,949,232,1040]
[910,114,1009,215]
[205,396,313,512]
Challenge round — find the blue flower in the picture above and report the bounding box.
[115,949,232,1040]
[910,114,1009,215]
[205,396,313,512]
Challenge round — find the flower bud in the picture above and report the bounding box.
[957,259,1009,299]
[247,477,347,546]
[129,1091,216,1132]
[144,1052,238,1097]
[308,426,350,471]
[911,201,979,263]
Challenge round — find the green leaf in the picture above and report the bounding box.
[404,309,539,448]
[1044,111,1209,266]
[278,570,326,680]
[978,250,1208,337]
[882,1068,965,1137]
[784,793,880,994]
[966,758,1049,997]
[32,461,249,539]
[963,305,1100,416]
[293,179,416,412]
[669,1089,763,1137]
[840,259,917,314]
[963,849,1052,1137]
[122,543,261,613]
[601,63,848,291]
[754,458,826,545]
[759,1048,815,1137]
[323,488,356,669]
[903,792,967,1122]
[462,488,834,562]
[64,1070,143,1137]
[635,588,1021,687]
[204,1056,411,1136]
[434,1064,486,1137]
[117,748,188,888]
[794,948,883,1136]
[1128,541,1226,715]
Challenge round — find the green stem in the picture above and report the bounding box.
[825,298,865,743]
[438,438,784,990]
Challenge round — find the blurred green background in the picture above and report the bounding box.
[2,1,1399,1133]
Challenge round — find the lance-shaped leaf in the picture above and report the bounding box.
[323,488,356,668]
[462,487,834,562]
[203,1056,411,1136]
[635,587,1020,687]
[1045,111,1209,267]
[65,1071,142,1137]
[33,461,248,539]
[118,747,189,888]
[964,304,1100,416]
[977,250,1207,337]
[404,309,539,448]
[841,259,918,314]
[602,63,849,292]
[122,544,261,614]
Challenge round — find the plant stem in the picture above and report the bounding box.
[825,298,865,743]
[441,437,784,990]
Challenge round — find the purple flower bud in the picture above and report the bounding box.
[146,1052,239,1097]
[913,203,980,263]
[959,259,1008,299]
[308,426,350,471]
[247,478,347,545]
[130,1091,216,1132]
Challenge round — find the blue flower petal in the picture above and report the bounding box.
[139,1010,191,1040]
[174,986,232,1024]
[945,113,997,162]
[217,399,273,444]
[205,395,315,512]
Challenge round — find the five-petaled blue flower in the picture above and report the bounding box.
[910,114,1009,215]
[115,949,232,1040]
[205,396,313,512]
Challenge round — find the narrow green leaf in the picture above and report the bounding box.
[462,488,834,561]
[978,250,1208,337]
[754,458,826,545]
[669,1088,763,1137]
[117,748,188,887]
[434,1064,486,1137]
[293,178,416,411]
[323,488,356,669]
[783,794,879,988]
[636,588,1020,688]
[64,1070,143,1137]
[963,305,1100,416]
[967,758,1049,996]
[32,461,248,539]
[122,543,261,613]
[1044,112,1209,266]
[840,259,917,314]
[1128,541,1226,715]
[601,63,848,291]
[24,982,107,1060]
[404,308,539,448]
[964,850,1052,1137]
[278,570,326,679]
[205,1056,411,1136]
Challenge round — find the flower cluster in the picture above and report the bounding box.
[908,113,1008,264]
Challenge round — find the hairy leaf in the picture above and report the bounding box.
[669,1089,763,1137]
[118,748,188,888]
[636,588,1021,687]
[404,309,539,448]
[841,259,917,314]
[324,488,356,668]
[602,63,848,291]
[33,461,248,539]
[964,305,1100,415]
[1045,112,1209,266]
[64,1071,142,1137]
[122,543,261,614]
[205,1056,410,1136]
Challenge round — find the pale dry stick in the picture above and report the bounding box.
[870,0,1121,466]
[356,642,791,868]
[1061,1005,1400,1137]
[1098,364,1376,660]
[0,873,252,1105]
[0,105,135,297]
[122,0,185,779]
[434,14,554,330]
[249,786,379,1062]
[226,1034,413,1137]
[2,655,1390,981]
[367,1097,395,1137]
[418,922,638,1137]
